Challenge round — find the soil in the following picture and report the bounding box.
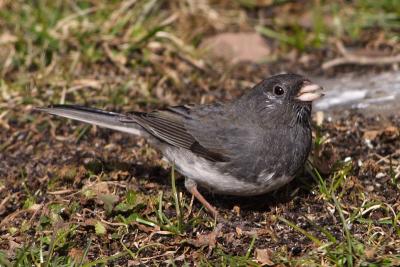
[1,63,399,265]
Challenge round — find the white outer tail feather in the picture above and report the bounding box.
[36,105,143,136]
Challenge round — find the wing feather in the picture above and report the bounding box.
[128,107,228,162]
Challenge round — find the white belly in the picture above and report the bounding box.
[163,147,294,196]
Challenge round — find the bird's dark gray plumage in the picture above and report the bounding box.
[36,74,323,216]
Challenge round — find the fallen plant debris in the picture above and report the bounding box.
[1,107,399,265]
[1,0,400,266]
[322,41,400,70]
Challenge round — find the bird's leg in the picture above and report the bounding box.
[185,178,219,219]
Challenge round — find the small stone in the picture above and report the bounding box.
[201,32,271,64]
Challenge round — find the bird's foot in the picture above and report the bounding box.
[185,179,219,220]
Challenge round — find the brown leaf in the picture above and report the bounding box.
[0,32,18,45]
[69,248,84,262]
[128,260,141,266]
[143,182,158,189]
[223,232,235,243]
[363,130,379,141]
[84,181,111,196]
[383,126,399,140]
[313,142,338,174]
[188,231,217,248]
[133,222,159,233]
[365,248,376,260]
[235,227,243,237]
[232,205,240,216]
[57,165,78,181]
[255,248,274,266]
[72,79,102,89]
[84,218,97,226]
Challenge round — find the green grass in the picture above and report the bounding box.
[276,164,400,267]
[1,168,211,266]
[1,0,400,266]
[256,0,400,51]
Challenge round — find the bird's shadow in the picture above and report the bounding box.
[80,156,172,189]
[202,174,317,214]
[96,159,317,215]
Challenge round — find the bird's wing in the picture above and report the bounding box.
[133,103,269,181]
[183,104,260,162]
[37,104,251,163]
[131,105,230,162]
[183,104,269,181]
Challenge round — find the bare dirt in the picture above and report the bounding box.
[1,63,399,265]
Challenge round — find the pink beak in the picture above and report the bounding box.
[295,82,324,102]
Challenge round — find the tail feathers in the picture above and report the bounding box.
[35,105,143,136]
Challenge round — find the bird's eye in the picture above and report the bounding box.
[273,85,285,96]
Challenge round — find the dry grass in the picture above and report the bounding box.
[1,0,400,266]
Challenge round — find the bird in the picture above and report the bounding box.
[36,74,323,218]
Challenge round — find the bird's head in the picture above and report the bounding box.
[249,73,323,126]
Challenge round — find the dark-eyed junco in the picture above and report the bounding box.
[37,74,323,218]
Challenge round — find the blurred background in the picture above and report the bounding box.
[1,0,399,112]
[1,1,399,266]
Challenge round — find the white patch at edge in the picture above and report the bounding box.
[48,112,142,136]
[163,147,294,196]
[257,170,275,184]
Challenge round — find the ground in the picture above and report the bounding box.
[0,1,400,266]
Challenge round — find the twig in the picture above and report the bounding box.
[322,41,400,69]
[0,209,35,228]
[47,189,77,195]
[0,110,10,130]
[0,195,12,212]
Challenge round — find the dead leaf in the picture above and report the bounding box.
[69,248,84,262]
[133,222,158,233]
[223,232,235,243]
[84,218,97,226]
[72,79,102,89]
[6,240,22,258]
[188,231,217,248]
[363,130,379,141]
[57,165,77,181]
[383,126,399,140]
[0,32,18,45]
[83,181,111,196]
[232,205,240,216]
[27,203,42,211]
[128,260,141,266]
[255,248,274,266]
[313,142,338,174]
[144,182,158,189]
[365,248,376,260]
[236,227,243,237]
